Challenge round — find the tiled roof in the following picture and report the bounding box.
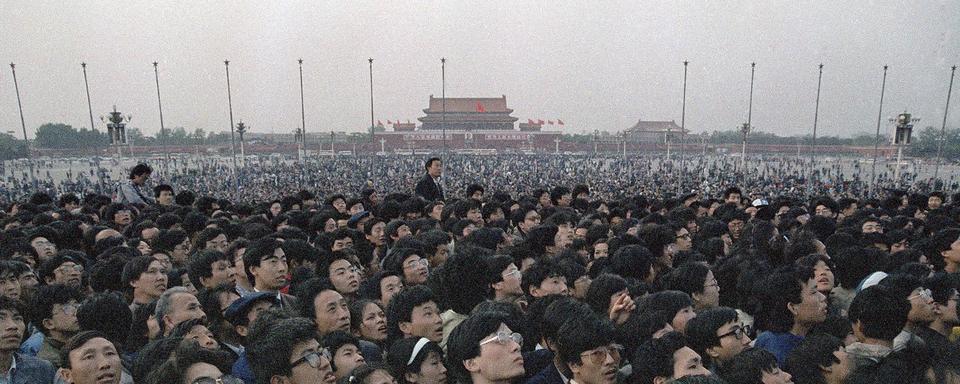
[627,120,687,133]
[424,95,513,113]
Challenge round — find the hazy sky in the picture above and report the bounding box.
[1,1,958,139]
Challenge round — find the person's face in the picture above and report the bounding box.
[359,302,387,342]
[332,237,353,252]
[157,190,174,206]
[410,351,447,384]
[669,346,710,381]
[675,228,692,252]
[531,275,568,297]
[368,222,386,246]
[17,270,38,294]
[521,211,541,232]
[727,219,745,239]
[428,161,442,178]
[185,324,219,350]
[907,287,937,324]
[367,370,398,384]
[495,264,523,298]
[314,289,351,335]
[790,279,828,326]
[928,196,943,210]
[0,309,25,352]
[402,255,429,286]
[287,339,337,384]
[937,289,960,325]
[201,259,236,289]
[270,203,283,217]
[671,306,697,334]
[172,238,192,266]
[471,191,483,201]
[329,259,360,295]
[429,244,449,268]
[333,199,347,214]
[30,236,57,260]
[710,321,751,363]
[113,209,132,226]
[430,204,444,221]
[332,343,366,379]
[52,260,82,286]
[132,261,168,300]
[62,337,122,384]
[48,299,80,336]
[824,347,853,384]
[538,193,552,208]
[165,292,206,331]
[556,224,574,248]
[205,234,229,253]
[726,193,741,205]
[570,343,621,384]
[183,362,224,384]
[466,208,482,224]
[395,225,413,240]
[813,261,835,294]
[488,209,505,223]
[252,248,288,291]
[814,205,835,218]
[941,236,960,265]
[760,367,793,384]
[593,243,609,259]
[861,221,882,234]
[405,302,443,343]
[470,323,525,382]
[0,273,21,301]
[349,203,365,215]
[323,218,338,233]
[558,194,573,207]
[695,271,720,309]
[572,275,592,300]
[379,275,403,306]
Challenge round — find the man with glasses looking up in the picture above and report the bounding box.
[247,317,337,384]
[877,274,938,351]
[31,284,84,368]
[685,307,753,372]
[556,315,622,384]
[447,312,525,384]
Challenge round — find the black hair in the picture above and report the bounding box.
[247,317,320,384]
[660,262,712,298]
[322,330,362,373]
[187,250,231,289]
[59,330,117,370]
[584,273,628,316]
[636,290,694,323]
[521,259,566,297]
[77,292,133,349]
[386,337,444,384]
[783,334,844,384]
[608,244,655,283]
[847,285,909,341]
[242,237,284,283]
[717,347,780,384]
[31,284,84,336]
[153,184,174,198]
[684,307,739,365]
[293,277,338,320]
[424,157,441,170]
[385,285,436,343]
[556,315,615,367]
[129,163,153,179]
[358,270,401,303]
[541,297,593,347]
[929,228,960,271]
[631,332,689,384]
[446,311,511,384]
[441,245,491,315]
[752,265,815,333]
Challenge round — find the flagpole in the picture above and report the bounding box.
[870,66,888,197]
[679,60,688,194]
[368,58,375,142]
[299,58,307,156]
[441,58,447,155]
[153,61,169,173]
[810,63,823,194]
[934,65,956,182]
[10,63,34,185]
[224,60,239,194]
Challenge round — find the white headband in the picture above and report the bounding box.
[407,337,431,366]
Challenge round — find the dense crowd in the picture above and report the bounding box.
[0,156,959,384]
[2,153,956,207]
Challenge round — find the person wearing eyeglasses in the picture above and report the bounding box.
[447,312,524,384]
[685,307,752,372]
[556,316,621,384]
[247,317,337,384]
[486,256,524,303]
[37,253,84,289]
[877,274,938,351]
[30,284,84,368]
[914,273,960,365]
[383,248,430,287]
[57,331,120,384]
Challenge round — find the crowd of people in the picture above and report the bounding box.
[1,152,956,207]
[0,155,958,383]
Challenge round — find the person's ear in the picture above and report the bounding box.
[492,281,504,292]
[463,357,481,374]
[162,315,174,334]
[568,361,583,376]
[787,301,800,317]
[270,375,289,384]
[58,368,74,384]
[691,291,704,305]
[45,276,56,285]
[530,286,542,298]
[405,372,420,384]
[705,345,722,359]
[653,376,669,384]
[200,276,211,288]
[41,318,55,333]
[399,321,412,336]
[236,325,249,338]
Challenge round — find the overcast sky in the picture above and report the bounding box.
[1,1,958,139]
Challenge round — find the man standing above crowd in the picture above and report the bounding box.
[115,163,155,205]
[415,157,445,202]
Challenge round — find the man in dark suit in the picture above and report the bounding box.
[415,157,445,202]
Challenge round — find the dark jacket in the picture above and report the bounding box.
[4,353,57,384]
[415,174,444,202]
[525,362,566,384]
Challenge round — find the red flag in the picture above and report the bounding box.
[538,119,544,125]
[548,120,554,125]
[527,119,534,124]
[557,119,565,125]
[476,102,486,112]
[387,120,392,124]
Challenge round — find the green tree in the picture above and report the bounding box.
[0,133,28,159]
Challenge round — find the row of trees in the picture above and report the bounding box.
[10,122,960,160]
